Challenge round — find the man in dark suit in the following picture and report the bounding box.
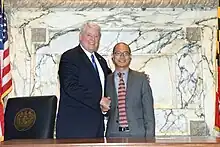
[56,22,111,138]
[102,42,155,138]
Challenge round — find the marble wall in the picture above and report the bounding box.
[7,7,217,136]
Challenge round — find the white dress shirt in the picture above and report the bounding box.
[80,45,105,97]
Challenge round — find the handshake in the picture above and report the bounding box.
[100,97,111,112]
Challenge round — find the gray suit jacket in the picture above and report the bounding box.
[105,69,155,138]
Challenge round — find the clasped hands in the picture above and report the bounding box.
[100,96,111,112]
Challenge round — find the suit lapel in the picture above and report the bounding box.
[110,72,118,107]
[112,70,134,106]
[126,69,135,101]
[94,52,107,76]
[78,47,101,84]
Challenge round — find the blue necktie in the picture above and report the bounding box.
[91,54,99,76]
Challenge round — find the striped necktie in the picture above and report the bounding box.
[117,72,128,127]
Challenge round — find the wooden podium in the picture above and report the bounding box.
[0,137,220,146]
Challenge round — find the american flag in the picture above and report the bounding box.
[0,0,12,141]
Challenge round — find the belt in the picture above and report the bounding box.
[119,126,130,132]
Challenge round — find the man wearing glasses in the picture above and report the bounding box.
[101,42,155,138]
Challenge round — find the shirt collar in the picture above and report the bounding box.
[80,44,95,58]
[114,69,129,77]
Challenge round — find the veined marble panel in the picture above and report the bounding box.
[34,54,60,96]
[10,8,216,29]
[155,109,205,136]
[9,28,33,97]
[8,8,217,136]
[35,29,205,110]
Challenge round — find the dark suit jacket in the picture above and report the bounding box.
[56,45,111,138]
[106,69,155,138]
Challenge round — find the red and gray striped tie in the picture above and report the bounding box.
[117,72,128,127]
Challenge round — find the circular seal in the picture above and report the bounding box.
[14,108,36,131]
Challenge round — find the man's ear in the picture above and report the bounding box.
[79,34,82,41]
[111,54,114,61]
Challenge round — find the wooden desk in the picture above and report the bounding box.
[1,137,220,146]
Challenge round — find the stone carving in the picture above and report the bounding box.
[5,0,217,8]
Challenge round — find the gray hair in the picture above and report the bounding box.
[80,21,101,36]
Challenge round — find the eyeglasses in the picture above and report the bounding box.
[114,51,131,57]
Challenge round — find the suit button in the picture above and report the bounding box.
[116,120,118,123]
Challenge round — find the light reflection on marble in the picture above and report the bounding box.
[9,8,217,136]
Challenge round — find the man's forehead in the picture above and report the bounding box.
[115,44,129,51]
[85,29,100,35]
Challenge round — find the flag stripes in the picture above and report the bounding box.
[215,5,220,132]
[0,0,12,141]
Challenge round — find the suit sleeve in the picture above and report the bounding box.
[58,54,98,110]
[141,75,156,138]
[107,67,112,75]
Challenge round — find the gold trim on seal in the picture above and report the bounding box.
[14,108,36,131]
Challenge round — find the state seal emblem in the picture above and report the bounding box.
[14,108,36,131]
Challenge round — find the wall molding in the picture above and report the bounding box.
[5,0,217,8]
